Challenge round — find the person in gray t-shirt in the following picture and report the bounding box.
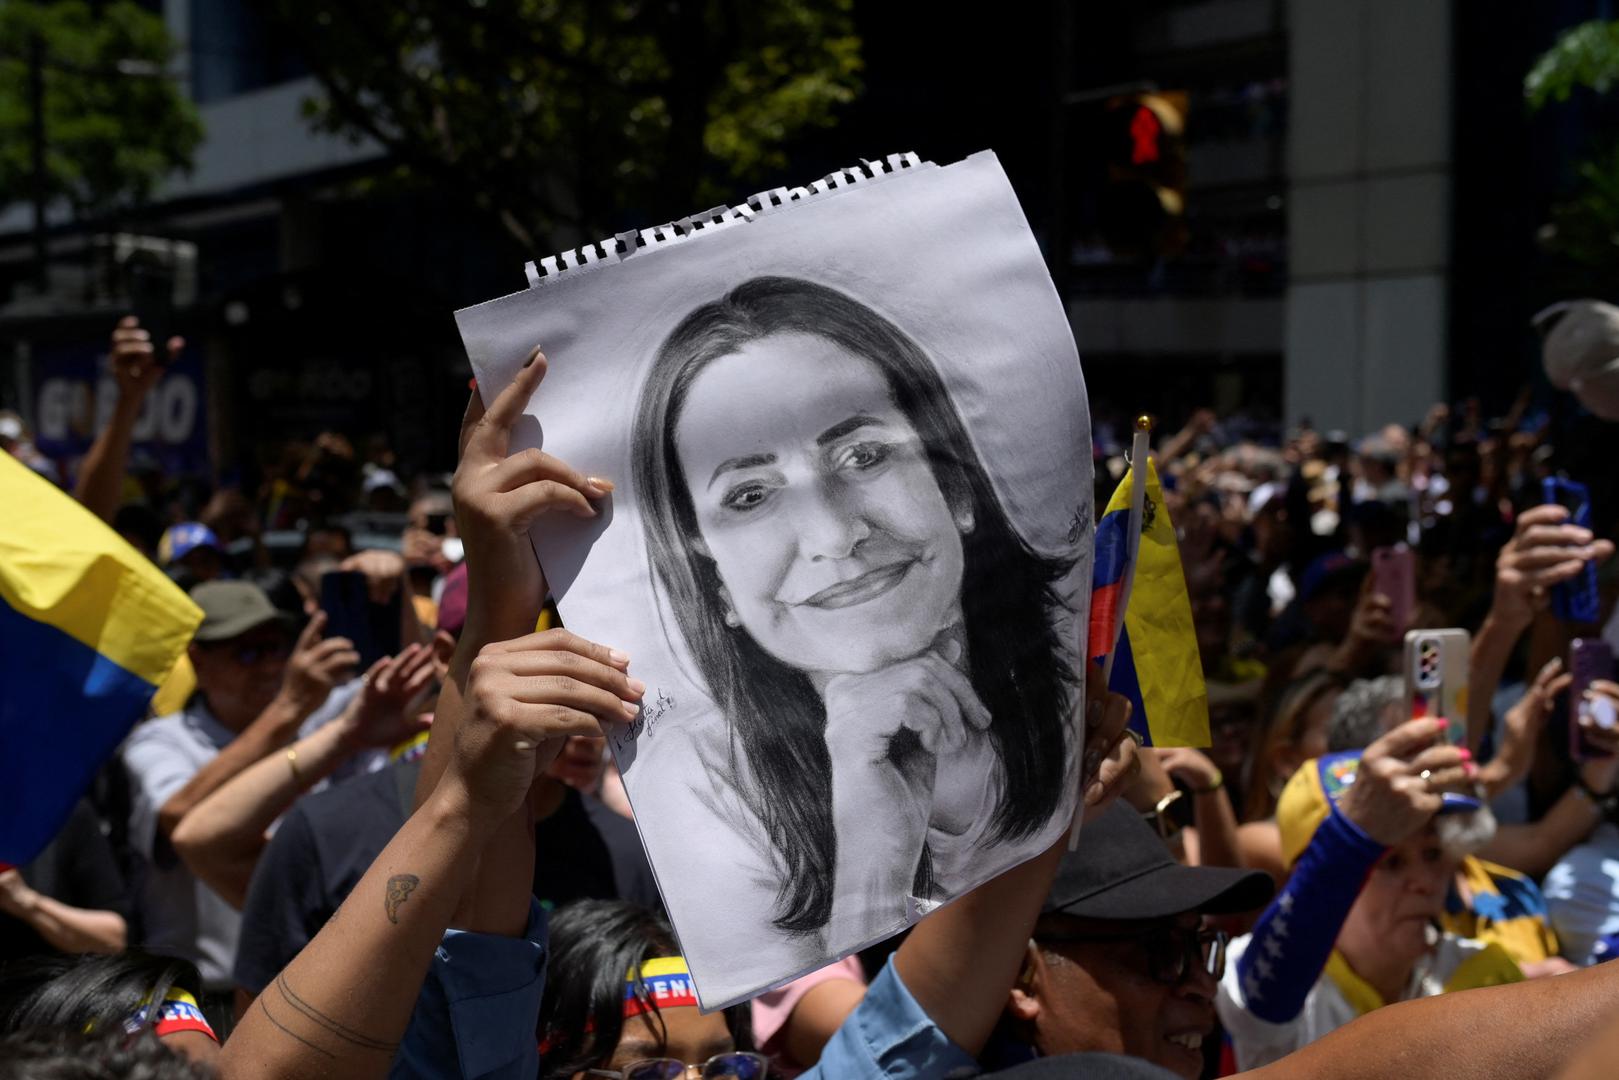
[122,581,357,991]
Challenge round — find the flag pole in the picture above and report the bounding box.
[1070,414,1154,850]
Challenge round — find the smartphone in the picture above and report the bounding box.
[1570,638,1617,762]
[1543,477,1600,624]
[1371,544,1416,635]
[1404,628,1470,746]
[319,570,403,672]
[127,257,176,356]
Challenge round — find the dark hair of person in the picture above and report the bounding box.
[632,275,1079,934]
[0,950,203,1041]
[0,1027,213,1080]
[538,901,751,1080]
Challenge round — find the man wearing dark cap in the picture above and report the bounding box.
[121,581,357,1006]
[990,802,1273,1079]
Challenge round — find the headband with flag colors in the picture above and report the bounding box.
[0,454,202,864]
[624,956,700,1019]
[1088,456,1210,747]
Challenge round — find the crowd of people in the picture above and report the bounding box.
[10,311,1619,1079]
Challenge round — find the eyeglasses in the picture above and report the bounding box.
[1039,924,1228,986]
[585,1053,768,1080]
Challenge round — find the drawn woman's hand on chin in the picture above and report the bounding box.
[823,649,991,908]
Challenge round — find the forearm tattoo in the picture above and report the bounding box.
[384,873,420,924]
[259,974,398,1056]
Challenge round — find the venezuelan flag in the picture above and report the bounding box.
[1087,457,1209,747]
[1,454,201,864]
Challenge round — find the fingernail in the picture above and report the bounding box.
[523,348,543,368]
[627,677,647,696]
[622,701,641,718]
[1465,762,1478,779]
[587,476,615,494]
[513,739,535,752]
[1458,748,1472,761]
[609,649,630,666]
[1084,779,1104,806]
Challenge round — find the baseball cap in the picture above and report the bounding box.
[1043,803,1273,921]
[1276,750,1483,868]
[190,581,292,643]
[159,522,222,566]
[1539,299,1619,420]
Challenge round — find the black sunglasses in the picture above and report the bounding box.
[1039,924,1228,986]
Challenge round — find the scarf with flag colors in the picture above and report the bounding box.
[1088,456,1210,747]
[1,453,201,864]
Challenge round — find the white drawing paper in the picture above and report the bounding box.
[455,150,1094,1009]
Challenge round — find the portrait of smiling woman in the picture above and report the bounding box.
[630,275,1087,992]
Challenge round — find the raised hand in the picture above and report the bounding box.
[1481,657,1571,796]
[1578,680,1619,796]
[339,644,437,750]
[441,629,639,825]
[453,348,612,642]
[110,315,181,401]
[280,611,359,716]
[1337,718,1470,846]
[1494,504,1615,628]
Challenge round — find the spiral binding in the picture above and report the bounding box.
[523,151,925,288]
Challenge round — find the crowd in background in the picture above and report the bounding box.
[10,312,1619,1079]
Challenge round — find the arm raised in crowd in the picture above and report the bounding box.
[215,629,636,1080]
[73,317,177,523]
[1245,960,1619,1080]
[152,614,357,842]
[887,678,1137,1059]
[414,347,611,816]
[1469,504,1612,749]
[0,869,125,954]
[170,646,434,907]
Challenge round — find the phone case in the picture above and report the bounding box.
[1570,638,1616,762]
[1404,628,1470,746]
[1545,478,1600,623]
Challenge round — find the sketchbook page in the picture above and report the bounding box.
[455,149,1093,1011]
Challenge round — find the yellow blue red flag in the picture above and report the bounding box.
[1087,457,1209,747]
[1,453,201,864]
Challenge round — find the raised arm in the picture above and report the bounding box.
[1244,960,1619,1080]
[1471,505,1612,749]
[152,614,356,842]
[889,676,1136,1058]
[215,629,635,1080]
[0,869,125,954]
[73,317,176,523]
[415,347,609,815]
[1231,720,1463,1024]
[172,646,434,906]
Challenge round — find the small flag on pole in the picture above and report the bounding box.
[1,453,202,864]
[1088,451,1209,748]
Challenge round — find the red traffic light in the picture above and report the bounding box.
[1129,105,1162,165]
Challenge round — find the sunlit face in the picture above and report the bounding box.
[1338,824,1457,967]
[1034,913,1216,1080]
[674,333,966,677]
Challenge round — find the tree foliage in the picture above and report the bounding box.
[253,0,863,251]
[1525,19,1619,274]
[1526,19,1619,110]
[0,1,202,218]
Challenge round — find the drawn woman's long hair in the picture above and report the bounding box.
[632,276,1078,935]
